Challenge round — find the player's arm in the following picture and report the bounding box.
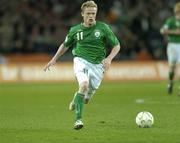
[102,44,120,71]
[43,43,69,71]
[44,27,74,71]
[160,18,180,35]
[160,28,180,35]
[102,23,120,71]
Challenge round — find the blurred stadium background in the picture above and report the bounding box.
[0,0,174,60]
[0,0,180,82]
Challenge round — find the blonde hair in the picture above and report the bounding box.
[174,2,180,13]
[81,1,98,12]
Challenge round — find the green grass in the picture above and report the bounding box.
[0,81,180,143]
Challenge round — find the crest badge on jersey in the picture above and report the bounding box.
[94,30,101,38]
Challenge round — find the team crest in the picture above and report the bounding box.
[94,30,101,38]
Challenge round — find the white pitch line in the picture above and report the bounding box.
[135,98,180,105]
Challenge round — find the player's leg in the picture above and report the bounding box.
[75,81,88,119]
[69,93,76,111]
[167,44,177,94]
[84,86,96,104]
[71,57,89,130]
[84,62,104,104]
[69,84,88,111]
[167,63,176,94]
[69,58,89,111]
[73,81,89,130]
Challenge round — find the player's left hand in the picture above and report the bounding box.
[102,57,112,71]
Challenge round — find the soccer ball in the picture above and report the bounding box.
[135,111,154,128]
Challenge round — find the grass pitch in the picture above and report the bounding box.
[0,81,180,143]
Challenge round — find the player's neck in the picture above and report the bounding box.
[83,21,96,27]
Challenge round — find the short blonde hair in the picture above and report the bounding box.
[174,2,180,13]
[81,1,98,12]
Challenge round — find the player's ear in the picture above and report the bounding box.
[81,11,84,17]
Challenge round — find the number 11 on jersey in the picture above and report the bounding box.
[77,32,83,40]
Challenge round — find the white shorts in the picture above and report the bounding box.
[73,57,105,99]
[167,43,180,65]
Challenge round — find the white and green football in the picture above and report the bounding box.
[135,111,154,128]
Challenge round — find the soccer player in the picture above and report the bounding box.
[160,2,180,95]
[44,0,120,130]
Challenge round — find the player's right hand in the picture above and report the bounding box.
[102,57,112,71]
[43,60,56,71]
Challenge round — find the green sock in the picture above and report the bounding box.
[169,70,174,83]
[74,93,84,120]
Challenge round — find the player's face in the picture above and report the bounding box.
[81,7,97,27]
[175,11,180,20]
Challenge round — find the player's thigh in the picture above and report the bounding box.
[73,57,89,86]
[89,63,104,90]
[167,44,178,64]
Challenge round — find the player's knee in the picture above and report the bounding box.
[79,81,89,93]
[170,63,176,69]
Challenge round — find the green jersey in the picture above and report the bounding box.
[64,21,119,64]
[162,17,180,43]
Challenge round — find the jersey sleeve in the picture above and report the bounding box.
[103,24,120,47]
[162,18,172,30]
[63,28,75,48]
